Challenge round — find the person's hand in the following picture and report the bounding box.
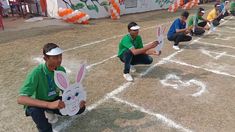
[185,28,191,34]
[146,49,161,56]
[147,41,159,49]
[204,26,210,30]
[47,100,65,109]
[80,100,86,108]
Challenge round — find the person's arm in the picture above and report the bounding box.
[17,96,65,109]
[130,41,158,55]
[175,20,188,33]
[18,67,65,109]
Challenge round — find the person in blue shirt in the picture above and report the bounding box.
[167,11,192,50]
[220,0,230,19]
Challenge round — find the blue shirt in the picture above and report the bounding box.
[167,18,186,38]
[220,3,225,12]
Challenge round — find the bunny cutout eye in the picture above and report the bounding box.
[75,92,79,96]
[67,96,71,101]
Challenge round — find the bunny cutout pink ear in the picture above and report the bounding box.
[76,63,86,84]
[157,26,161,37]
[162,25,167,34]
[54,71,70,91]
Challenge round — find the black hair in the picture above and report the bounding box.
[198,7,205,13]
[128,22,138,30]
[181,11,189,19]
[215,3,220,8]
[43,43,59,56]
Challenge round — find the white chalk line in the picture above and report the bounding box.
[195,40,235,50]
[211,33,235,40]
[216,30,235,34]
[86,40,155,70]
[54,16,233,131]
[167,59,235,78]
[160,74,206,97]
[111,96,193,132]
[54,38,199,131]
[64,25,157,52]
[199,49,228,60]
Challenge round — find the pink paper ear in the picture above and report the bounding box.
[157,26,161,37]
[76,64,85,83]
[55,71,69,90]
[162,26,167,34]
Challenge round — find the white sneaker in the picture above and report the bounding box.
[130,65,136,73]
[173,45,180,50]
[123,73,134,82]
[221,19,225,21]
[45,111,58,124]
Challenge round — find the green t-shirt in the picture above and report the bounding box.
[118,34,144,57]
[230,2,235,12]
[188,15,203,27]
[19,63,66,102]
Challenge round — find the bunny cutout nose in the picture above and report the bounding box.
[71,96,75,100]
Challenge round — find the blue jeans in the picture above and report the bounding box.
[25,97,86,132]
[119,50,153,74]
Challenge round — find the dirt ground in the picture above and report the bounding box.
[0,3,235,132]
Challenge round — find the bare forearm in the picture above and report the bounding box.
[17,96,49,109]
[176,28,186,33]
[131,46,150,55]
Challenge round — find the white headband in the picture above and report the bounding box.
[46,47,63,56]
[130,25,140,30]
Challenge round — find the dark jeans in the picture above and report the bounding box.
[167,32,192,46]
[221,11,229,19]
[212,14,224,27]
[192,21,207,36]
[119,50,153,74]
[25,97,86,132]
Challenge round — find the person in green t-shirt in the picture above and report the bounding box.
[118,22,161,82]
[188,8,210,36]
[17,43,86,132]
[231,0,235,15]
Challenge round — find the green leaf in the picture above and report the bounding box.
[87,4,99,12]
[76,3,85,9]
[100,1,109,6]
[94,4,99,12]
[71,4,76,10]
[103,6,109,12]
[86,5,93,10]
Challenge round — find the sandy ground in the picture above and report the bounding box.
[0,3,235,132]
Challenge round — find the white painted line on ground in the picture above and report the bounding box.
[64,25,158,52]
[86,40,154,70]
[53,37,203,132]
[86,55,117,70]
[111,96,193,132]
[216,30,235,34]
[225,26,235,30]
[213,33,235,40]
[160,74,206,97]
[167,59,235,78]
[199,49,228,60]
[53,38,196,131]
[195,40,235,50]
[54,16,233,132]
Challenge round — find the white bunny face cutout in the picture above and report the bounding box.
[54,64,87,116]
[156,25,166,52]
